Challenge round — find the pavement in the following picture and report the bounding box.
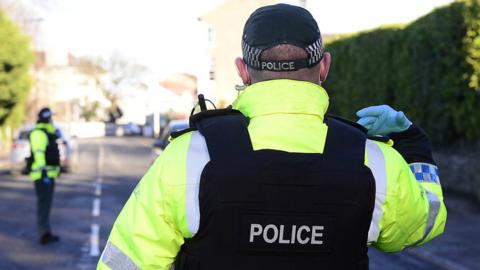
[0,137,478,270]
[0,151,9,171]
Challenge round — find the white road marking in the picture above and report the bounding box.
[96,145,104,176]
[89,224,100,257]
[89,144,104,258]
[94,183,102,196]
[92,198,101,217]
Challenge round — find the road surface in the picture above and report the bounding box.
[0,137,478,269]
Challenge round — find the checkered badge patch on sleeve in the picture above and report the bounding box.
[409,163,440,184]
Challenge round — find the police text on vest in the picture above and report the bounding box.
[249,224,324,245]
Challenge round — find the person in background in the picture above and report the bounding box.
[29,107,61,245]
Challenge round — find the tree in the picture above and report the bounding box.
[79,100,101,122]
[77,53,146,123]
[0,0,54,38]
[0,11,33,129]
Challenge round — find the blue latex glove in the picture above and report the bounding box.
[356,105,412,136]
[41,170,51,185]
[43,177,52,185]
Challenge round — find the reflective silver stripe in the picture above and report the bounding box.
[423,191,441,240]
[409,191,441,247]
[101,241,139,270]
[365,140,387,243]
[31,166,57,172]
[185,131,210,236]
[34,150,45,154]
[31,166,46,172]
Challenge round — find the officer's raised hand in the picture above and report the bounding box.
[356,105,412,136]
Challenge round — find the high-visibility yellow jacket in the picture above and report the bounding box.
[29,122,60,181]
[98,80,446,270]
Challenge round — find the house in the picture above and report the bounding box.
[198,0,306,107]
[27,50,110,123]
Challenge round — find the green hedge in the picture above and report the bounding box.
[0,12,33,130]
[324,0,480,144]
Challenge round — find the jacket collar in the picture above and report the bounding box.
[232,79,329,120]
[35,122,55,133]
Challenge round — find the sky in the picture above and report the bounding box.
[32,0,454,77]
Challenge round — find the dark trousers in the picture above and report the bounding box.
[34,178,55,236]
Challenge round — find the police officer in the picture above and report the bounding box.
[98,4,446,270]
[29,107,60,245]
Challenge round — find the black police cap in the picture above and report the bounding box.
[242,4,323,72]
[38,107,53,121]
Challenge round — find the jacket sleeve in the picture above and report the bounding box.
[30,129,48,170]
[97,134,193,270]
[365,131,447,252]
[388,124,436,164]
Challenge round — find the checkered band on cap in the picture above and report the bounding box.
[242,41,263,69]
[41,111,52,118]
[305,39,323,66]
[242,38,324,70]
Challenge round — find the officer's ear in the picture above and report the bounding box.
[235,57,250,85]
[319,52,331,83]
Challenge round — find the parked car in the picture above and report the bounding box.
[56,126,77,173]
[152,120,189,156]
[10,130,31,175]
[10,125,77,175]
[123,122,142,136]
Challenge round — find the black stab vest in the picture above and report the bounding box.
[29,128,61,168]
[175,111,376,270]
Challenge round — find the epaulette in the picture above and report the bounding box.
[189,106,247,129]
[171,94,248,140]
[326,114,368,134]
[171,127,197,139]
[326,114,391,143]
[367,135,391,143]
